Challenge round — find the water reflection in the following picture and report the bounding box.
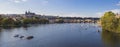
[102,30,120,47]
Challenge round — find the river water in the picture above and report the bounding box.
[0,23,119,47]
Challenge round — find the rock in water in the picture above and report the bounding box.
[98,30,100,32]
[20,36,24,39]
[14,34,19,37]
[26,36,34,40]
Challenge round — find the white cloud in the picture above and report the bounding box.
[96,9,120,17]
[22,0,28,2]
[96,12,104,17]
[10,0,49,5]
[117,1,120,6]
[100,1,120,16]
[40,0,49,6]
[42,0,48,4]
[10,0,28,3]
[110,9,120,13]
[14,0,20,3]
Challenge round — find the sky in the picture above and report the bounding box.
[0,0,120,17]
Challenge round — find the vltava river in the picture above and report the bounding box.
[0,23,119,47]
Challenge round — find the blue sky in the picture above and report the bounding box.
[0,0,120,17]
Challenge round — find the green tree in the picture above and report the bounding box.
[1,18,15,26]
[22,18,33,24]
[101,11,117,32]
[39,19,49,24]
[22,18,49,24]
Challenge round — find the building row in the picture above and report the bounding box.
[0,11,100,23]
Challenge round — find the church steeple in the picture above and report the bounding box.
[25,11,35,15]
[25,11,28,15]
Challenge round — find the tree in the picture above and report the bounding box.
[39,19,49,24]
[1,18,16,26]
[101,11,117,32]
[22,18,33,24]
